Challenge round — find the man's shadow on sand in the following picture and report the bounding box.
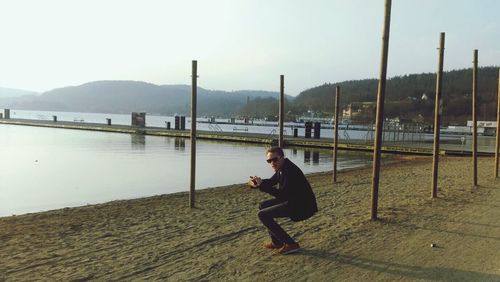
[300,249,500,281]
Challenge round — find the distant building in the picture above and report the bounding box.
[342,102,375,121]
[466,120,496,136]
[297,111,332,124]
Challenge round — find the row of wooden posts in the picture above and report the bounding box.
[370,0,500,220]
[188,0,500,220]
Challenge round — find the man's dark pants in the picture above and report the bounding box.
[258,198,296,245]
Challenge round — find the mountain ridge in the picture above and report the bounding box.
[1,66,499,124]
[0,86,38,98]
[0,80,290,116]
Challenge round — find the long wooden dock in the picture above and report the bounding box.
[0,118,489,155]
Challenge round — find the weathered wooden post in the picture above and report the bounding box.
[431,32,445,198]
[305,122,312,138]
[472,50,478,188]
[495,70,500,178]
[313,122,321,139]
[279,75,285,148]
[371,0,392,221]
[333,86,340,183]
[181,116,186,130]
[190,60,198,208]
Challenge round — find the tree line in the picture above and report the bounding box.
[241,66,499,125]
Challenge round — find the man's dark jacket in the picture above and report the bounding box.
[259,158,318,221]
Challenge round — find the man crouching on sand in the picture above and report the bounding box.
[248,147,318,255]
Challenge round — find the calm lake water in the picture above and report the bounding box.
[0,123,373,217]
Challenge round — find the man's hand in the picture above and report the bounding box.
[248,176,262,189]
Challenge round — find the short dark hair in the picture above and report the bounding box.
[266,147,284,157]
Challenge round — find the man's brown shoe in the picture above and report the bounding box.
[277,243,300,255]
[264,241,284,249]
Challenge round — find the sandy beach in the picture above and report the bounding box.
[1,156,499,281]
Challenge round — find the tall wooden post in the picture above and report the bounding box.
[333,86,340,183]
[279,75,285,148]
[431,32,445,198]
[371,0,392,221]
[189,60,197,208]
[472,50,478,188]
[495,70,500,178]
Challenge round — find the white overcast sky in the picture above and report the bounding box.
[0,0,498,95]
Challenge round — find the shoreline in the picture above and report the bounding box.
[1,156,499,280]
[0,153,400,219]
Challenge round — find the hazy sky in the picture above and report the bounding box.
[0,0,498,95]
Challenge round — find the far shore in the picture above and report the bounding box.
[1,156,500,281]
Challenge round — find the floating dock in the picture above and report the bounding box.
[0,118,489,156]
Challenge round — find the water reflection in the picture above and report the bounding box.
[174,137,186,151]
[313,151,320,164]
[303,150,320,164]
[131,134,146,150]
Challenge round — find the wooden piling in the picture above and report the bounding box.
[431,32,445,198]
[371,0,392,221]
[279,75,284,148]
[495,69,500,178]
[190,60,197,208]
[472,50,478,188]
[333,86,340,183]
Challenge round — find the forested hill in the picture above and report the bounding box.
[292,66,499,124]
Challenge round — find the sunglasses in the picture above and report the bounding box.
[266,157,280,164]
